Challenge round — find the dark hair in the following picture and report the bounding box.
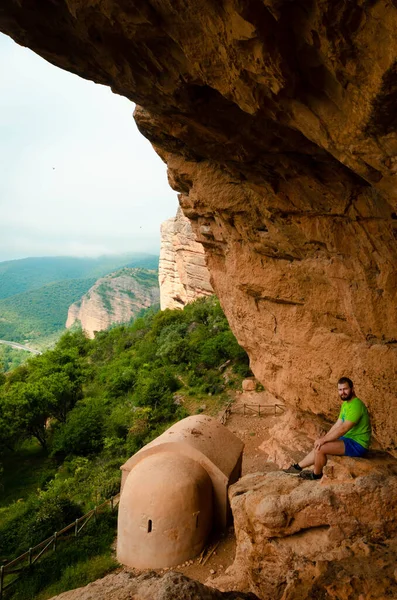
[338,377,353,389]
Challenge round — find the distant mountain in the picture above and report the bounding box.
[0,254,159,300]
[66,268,160,338]
[0,278,97,344]
[0,254,159,347]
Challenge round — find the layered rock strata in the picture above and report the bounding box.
[159,207,213,310]
[1,2,397,450]
[224,457,397,600]
[66,268,159,338]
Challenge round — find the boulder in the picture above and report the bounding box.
[50,570,259,600]
[224,456,397,600]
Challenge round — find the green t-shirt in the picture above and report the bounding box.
[338,397,371,449]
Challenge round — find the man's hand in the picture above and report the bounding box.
[314,437,326,450]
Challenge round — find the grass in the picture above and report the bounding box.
[8,514,119,600]
[35,554,118,600]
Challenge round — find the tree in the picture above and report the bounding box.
[1,381,52,450]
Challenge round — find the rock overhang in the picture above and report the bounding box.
[1,1,396,451]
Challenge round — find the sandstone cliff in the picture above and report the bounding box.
[66,268,159,338]
[159,207,213,310]
[2,1,396,451]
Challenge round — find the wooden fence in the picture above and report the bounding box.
[218,401,285,425]
[0,495,119,598]
[239,403,285,416]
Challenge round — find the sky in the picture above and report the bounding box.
[0,34,178,262]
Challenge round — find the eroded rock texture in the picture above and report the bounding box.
[65,268,159,337]
[224,458,397,600]
[50,570,258,600]
[159,207,213,310]
[1,1,397,450]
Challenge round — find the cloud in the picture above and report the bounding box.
[0,34,178,261]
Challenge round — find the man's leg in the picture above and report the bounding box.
[313,440,345,475]
[283,449,315,473]
[298,449,315,469]
[284,440,345,475]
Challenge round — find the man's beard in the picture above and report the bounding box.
[341,390,354,401]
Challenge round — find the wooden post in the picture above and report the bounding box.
[0,565,4,599]
[28,548,33,566]
[94,507,97,523]
[53,532,57,551]
[75,519,79,537]
[110,497,114,512]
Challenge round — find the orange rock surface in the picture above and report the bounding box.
[0,0,397,452]
[226,455,397,600]
[1,1,396,450]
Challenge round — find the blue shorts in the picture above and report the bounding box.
[340,436,368,457]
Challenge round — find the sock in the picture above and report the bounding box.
[293,463,302,471]
[312,472,323,479]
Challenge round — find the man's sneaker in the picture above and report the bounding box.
[299,470,323,480]
[283,463,302,475]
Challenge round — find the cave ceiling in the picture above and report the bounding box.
[1,0,396,451]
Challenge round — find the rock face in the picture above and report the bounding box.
[50,570,258,600]
[1,2,397,451]
[225,456,397,600]
[66,268,159,337]
[159,207,213,310]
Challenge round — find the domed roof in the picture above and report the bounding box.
[117,452,213,569]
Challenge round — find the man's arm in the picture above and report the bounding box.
[314,419,355,449]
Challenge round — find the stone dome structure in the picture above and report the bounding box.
[117,414,244,569]
[117,452,213,569]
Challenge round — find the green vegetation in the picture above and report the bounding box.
[95,282,114,314]
[0,262,160,349]
[0,345,30,372]
[0,297,250,599]
[0,278,97,343]
[126,268,158,289]
[0,254,159,300]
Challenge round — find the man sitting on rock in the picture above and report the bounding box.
[284,377,371,480]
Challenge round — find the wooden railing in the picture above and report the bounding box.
[218,401,285,425]
[0,495,119,598]
[240,403,285,416]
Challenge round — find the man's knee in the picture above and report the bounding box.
[314,446,326,456]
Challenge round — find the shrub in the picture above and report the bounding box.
[51,400,106,458]
[134,367,180,408]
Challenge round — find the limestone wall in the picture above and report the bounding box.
[159,207,213,310]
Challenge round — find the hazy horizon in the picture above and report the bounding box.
[0,251,159,266]
[0,34,178,263]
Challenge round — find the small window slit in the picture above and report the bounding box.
[148,519,152,533]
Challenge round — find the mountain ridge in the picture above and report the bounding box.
[66,268,160,338]
[0,254,159,300]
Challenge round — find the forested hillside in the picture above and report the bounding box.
[0,254,159,300]
[0,297,250,600]
[0,278,97,343]
[0,344,30,372]
[0,255,160,347]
